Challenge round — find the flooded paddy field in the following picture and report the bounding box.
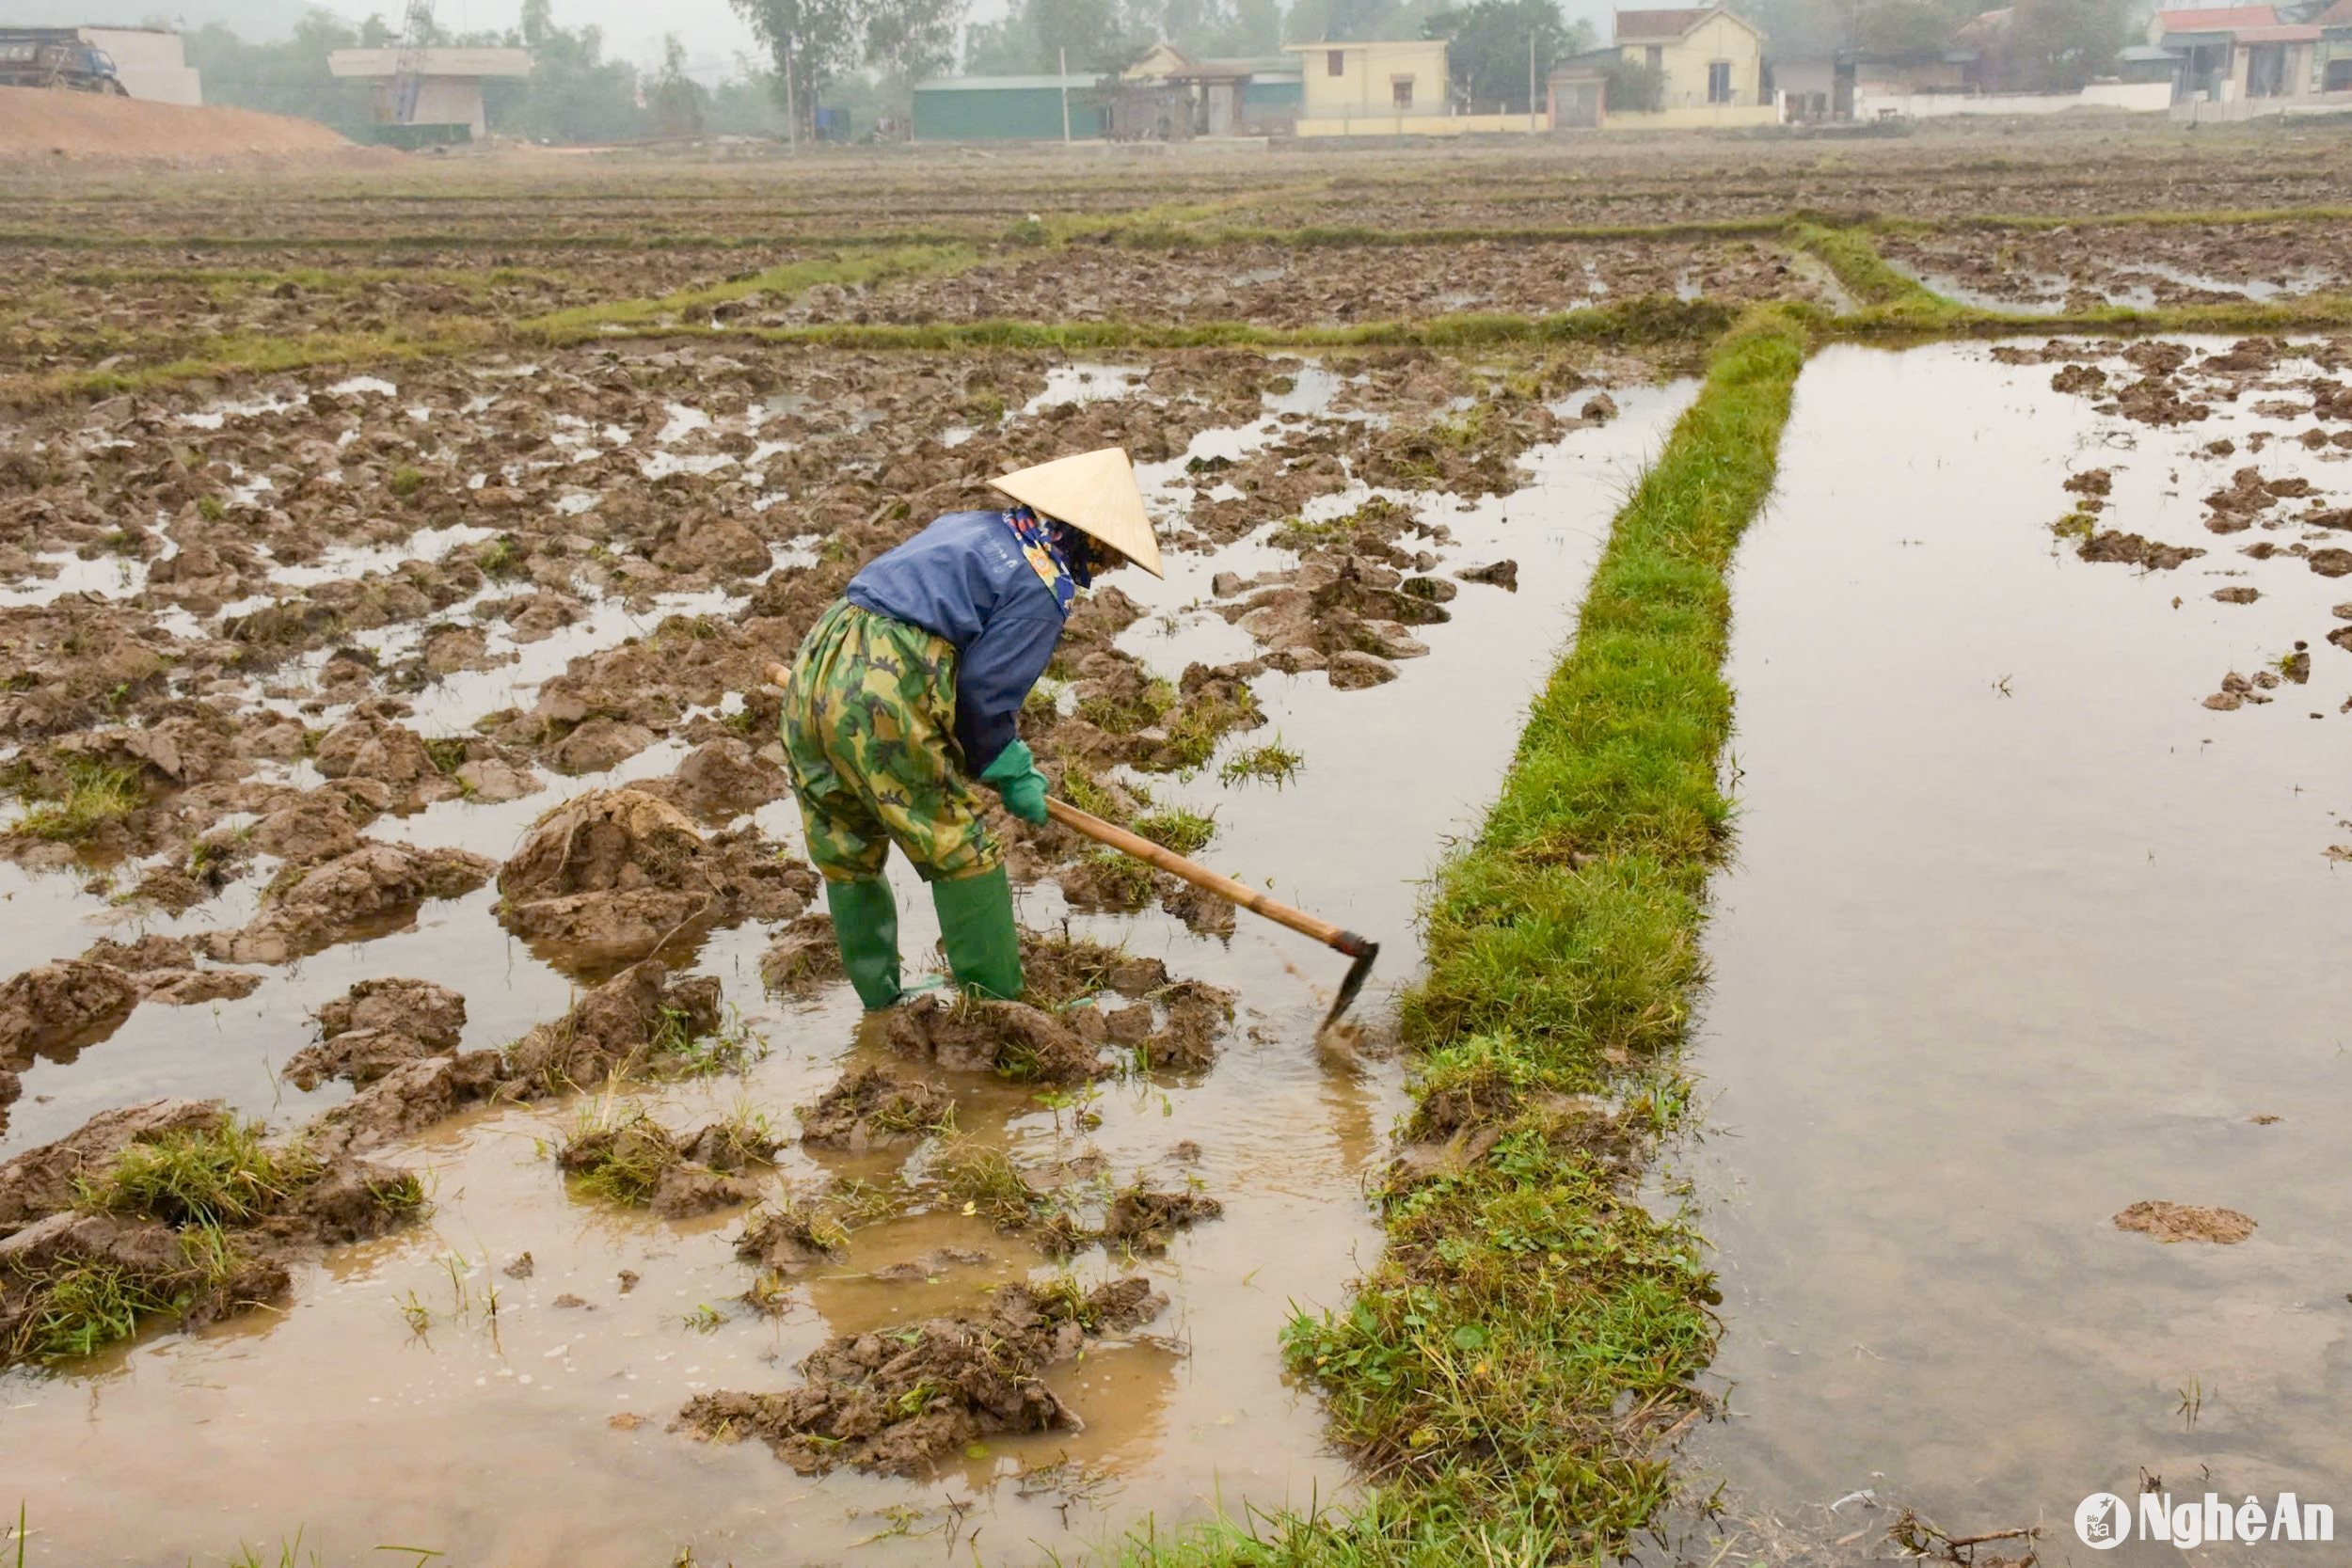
[0,296,1694,1560]
[1665,336,2352,1559]
[7,127,2352,1566]
[1883,221,2352,316]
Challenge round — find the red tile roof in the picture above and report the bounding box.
[2317,0,2352,25]
[2153,6,2278,32]
[2227,23,2320,39]
[1614,8,1719,40]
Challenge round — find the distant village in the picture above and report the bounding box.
[18,1,2352,146]
[914,2,2352,139]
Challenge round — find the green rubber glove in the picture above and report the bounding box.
[978,738,1049,826]
[930,864,1024,1000]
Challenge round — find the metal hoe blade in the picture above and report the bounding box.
[1316,932,1380,1038]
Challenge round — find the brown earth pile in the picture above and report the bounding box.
[0,90,360,163]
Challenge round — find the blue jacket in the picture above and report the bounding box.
[846,509,1065,774]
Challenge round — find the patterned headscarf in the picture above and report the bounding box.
[1001,504,1091,612]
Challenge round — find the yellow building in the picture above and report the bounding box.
[1284,39,1551,135]
[1611,7,1776,127]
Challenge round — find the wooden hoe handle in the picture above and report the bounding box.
[1044,797,1370,958]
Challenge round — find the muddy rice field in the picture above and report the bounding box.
[2,126,2350,1565]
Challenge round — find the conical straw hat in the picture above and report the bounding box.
[988,447,1163,578]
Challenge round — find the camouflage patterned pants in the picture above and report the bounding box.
[780,600,998,883]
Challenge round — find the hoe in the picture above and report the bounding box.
[765,662,1379,1036]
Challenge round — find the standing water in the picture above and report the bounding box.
[1671,341,2352,1554]
[0,372,1695,1565]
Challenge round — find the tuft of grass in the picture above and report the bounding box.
[1217,737,1304,789]
[84,1120,320,1228]
[1133,808,1216,858]
[389,465,427,499]
[1076,849,1156,910]
[1077,678,1178,736]
[650,1005,768,1078]
[475,535,522,578]
[1157,688,1263,773]
[562,1107,677,1207]
[930,1139,1042,1229]
[9,756,143,844]
[1057,763,1143,826]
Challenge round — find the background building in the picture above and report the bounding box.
[326,45,532,140]
[911,74,1104,140]
[1613,7,1771,118]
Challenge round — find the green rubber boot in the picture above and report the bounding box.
[824,877,902,1011]
[930,864,1024,1002]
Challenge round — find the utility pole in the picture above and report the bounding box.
[1529,29,1538,132]
[1059,45,1071,143]
[783,31,798,152]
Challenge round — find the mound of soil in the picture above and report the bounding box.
[734,1201,843,1275]
[2114,1199,2256,1244]
[283,977,468,1091]
[495,788,814,964]
[1099,1182,1223,1255]
[757,913,842,998]
[0,1097,423,1370]
[676,1277,1164,1475]
[798,1066,956,1151]
[198,840,497,965]
[503,959,722,1092]
[884,995,1108,1085]
[0,91,359,163]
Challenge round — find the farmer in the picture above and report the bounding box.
[779,447,1164,1010]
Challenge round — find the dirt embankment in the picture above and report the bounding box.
[0,89,370,164]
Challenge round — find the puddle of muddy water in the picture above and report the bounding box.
[1662,341,2352,1553]
[0,369,1696,1565]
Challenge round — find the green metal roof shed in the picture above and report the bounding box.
[913,75,1106,140]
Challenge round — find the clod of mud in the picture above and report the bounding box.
[640,737,791,820]
[0,958,140,1061]
[504,959,723,1092]
[1458,559,1518,590]
[282,977,468,1090]
[311,716,461,805]
[2077,531,2203,571]
[309,1050,508,1161]
[2114,1199,2256,1244]
[675,1277,1164,1476]
[495,787,814,965]
[2213,586,2262,604]
[1099,1182,1223,1255]
[798,1066,956,1151]
[885,995,1109,1085]
[198,840,497,965]
[758,913,842,998]
[735,1199,844,1275]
